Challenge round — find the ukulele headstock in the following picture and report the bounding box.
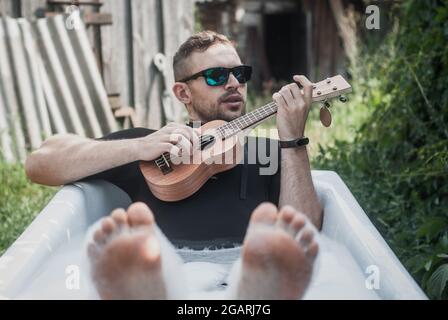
[296,74,352,127]
[310,75,352,103]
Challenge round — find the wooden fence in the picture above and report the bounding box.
[0,0,195,152]
[0,13,121,162]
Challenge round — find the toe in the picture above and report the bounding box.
[297,229,314,247]
[93,229,106,244]
[111,208,128,226]
[290,214,306,234]
[127,202,155,227]
[101,217,117,234]
[307,241,319,260]
[87,243,100,260]
[277,206,295,228]
[250,202,277,225]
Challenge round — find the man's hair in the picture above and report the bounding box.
[173,30,234,82]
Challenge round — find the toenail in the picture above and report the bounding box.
[102,218,115,231]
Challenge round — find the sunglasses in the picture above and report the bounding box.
[179,65,252,86]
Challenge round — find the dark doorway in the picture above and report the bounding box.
[263,9,308,83]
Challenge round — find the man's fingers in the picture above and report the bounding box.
[162,123,200,147]
[164,123,199,137]
[279,86,297,109]
[286,84,307,108]
[293,75,313,104]
[169,134,192,156]
[177,135,193,156]
[293,75,313,86]
[172,125,199,141]
[169,145,181,158]
[273,92,287,109]
[289,83,303,102]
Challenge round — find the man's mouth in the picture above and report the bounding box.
[221,94,244,109]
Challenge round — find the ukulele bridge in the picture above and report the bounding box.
[154,135,216,175]
[155,153,173,175]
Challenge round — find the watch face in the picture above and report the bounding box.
[296,138,309,146]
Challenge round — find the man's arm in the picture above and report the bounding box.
[25,124,199,186]
[273,75,323,229]
[279,148,323,229]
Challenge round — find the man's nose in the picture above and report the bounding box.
[224,73,241,90]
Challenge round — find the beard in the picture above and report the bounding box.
[192,91,246,123]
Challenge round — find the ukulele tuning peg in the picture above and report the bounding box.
[339,95,348,103]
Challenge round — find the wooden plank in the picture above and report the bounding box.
[0,17,26,161]
[131,0,163,129]
[18,19,52,138]
[83,12,112,25]
[66,11,118,135]
[0,76,15,162]
[50,14,103,137]
[47,0,104,6]
[37,54,67,134]
[4,17,43,149]
[161,0,194,124]
[108,94,122,110]
[35,17,86,136]
[0,0,21,18]
[101,0,132,110]
[21,0,47,20]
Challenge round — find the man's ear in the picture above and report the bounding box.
[172,82,192,105]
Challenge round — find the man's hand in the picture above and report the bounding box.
[273,75,313,140]
[26,123,200,186]
[135,123,200,161]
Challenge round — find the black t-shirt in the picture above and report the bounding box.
[83,127,281,248]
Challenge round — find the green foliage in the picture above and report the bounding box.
[0,162,57,256]
[314,0,448,299]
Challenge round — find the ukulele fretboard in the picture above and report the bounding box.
[215,102,278,139]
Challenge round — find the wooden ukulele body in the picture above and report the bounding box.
[139,120,244,202]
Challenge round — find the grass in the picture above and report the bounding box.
[0,161,57,256]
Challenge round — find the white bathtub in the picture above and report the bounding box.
[0,171,427,299]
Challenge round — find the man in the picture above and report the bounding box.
[25,31,322,299]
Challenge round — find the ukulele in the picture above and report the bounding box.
[140,75,352,202]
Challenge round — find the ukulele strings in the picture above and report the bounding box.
[154,101,278,167]
[154,79,342,167]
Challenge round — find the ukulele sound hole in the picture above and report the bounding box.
[200,135,216,150]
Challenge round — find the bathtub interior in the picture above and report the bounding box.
[0,171,427,300]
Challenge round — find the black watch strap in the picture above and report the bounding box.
[279,137,309,148]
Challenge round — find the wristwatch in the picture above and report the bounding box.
[279,137,310,149]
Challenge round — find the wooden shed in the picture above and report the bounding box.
[196,0,364,90]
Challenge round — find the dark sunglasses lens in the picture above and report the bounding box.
[233,66,252,83]
[205,68,228,86]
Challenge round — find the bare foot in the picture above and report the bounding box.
[87,202,167,300]
[236,203,319,300]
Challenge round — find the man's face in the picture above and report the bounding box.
[184,43,247,123]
